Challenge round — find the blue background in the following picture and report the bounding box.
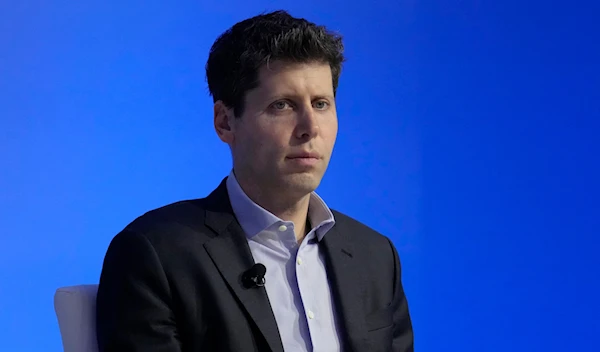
[1,1,598,351]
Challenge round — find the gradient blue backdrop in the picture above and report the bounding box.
[1,1,598,351]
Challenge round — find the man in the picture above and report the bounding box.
[96,10,413,352]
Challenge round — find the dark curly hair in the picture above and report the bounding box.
[205,10,345,117]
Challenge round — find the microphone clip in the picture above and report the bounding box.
[242,263,267,289]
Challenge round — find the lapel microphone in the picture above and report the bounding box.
[242,263,267,289]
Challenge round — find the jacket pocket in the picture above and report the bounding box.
[365,306,394,331]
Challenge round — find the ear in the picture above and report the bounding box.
[214,101,236,144]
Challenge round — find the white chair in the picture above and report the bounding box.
[54,284,99,352]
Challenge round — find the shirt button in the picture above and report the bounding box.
[278,225,287,232]
[297,257,303,265]
[307,310,315,319]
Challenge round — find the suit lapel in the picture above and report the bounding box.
[322,224,369,352]
[202,180,284,352]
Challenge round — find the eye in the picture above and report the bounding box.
[313,100,330,110]
[271,101,292,110]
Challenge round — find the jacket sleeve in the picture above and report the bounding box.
[388,238,414,352]
[96,229,183,352]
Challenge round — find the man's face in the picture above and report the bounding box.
[228,61,338,197]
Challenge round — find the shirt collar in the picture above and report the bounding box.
[226,170,335,241]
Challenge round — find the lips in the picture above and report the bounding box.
[286,152,321,159]
[285,154,320,167]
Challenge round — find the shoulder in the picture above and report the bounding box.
[109,198,214,253]
[329,209,398,272]
[330,208,394,249]
[126,199,208,234]
[329,209,401,302]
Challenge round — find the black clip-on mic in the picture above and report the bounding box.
[242,263,267,289]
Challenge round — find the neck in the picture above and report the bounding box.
[235,174,312,242]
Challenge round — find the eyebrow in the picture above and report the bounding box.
[265,94,335,102]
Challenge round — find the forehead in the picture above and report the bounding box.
[253,61,334,95]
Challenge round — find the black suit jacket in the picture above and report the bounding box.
[96,178,414,351]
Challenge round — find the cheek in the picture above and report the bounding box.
[236,120,290,162]
[322,122,338,147]
[238,132,278,162]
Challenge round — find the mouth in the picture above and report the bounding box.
[285,154,321,166]
[286,152,321,159]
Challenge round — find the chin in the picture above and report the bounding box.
[282,173,321,193]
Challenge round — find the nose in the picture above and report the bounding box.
[295,106,320,140]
